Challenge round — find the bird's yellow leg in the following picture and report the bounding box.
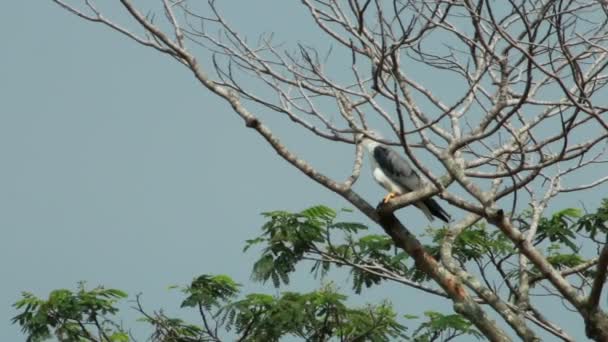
[383,192,398,204]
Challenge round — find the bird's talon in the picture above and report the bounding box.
[382,192,398,204]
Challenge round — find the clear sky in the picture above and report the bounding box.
[1,2,605,341]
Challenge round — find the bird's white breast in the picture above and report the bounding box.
[371,163,403,194]
[364,138,404,194]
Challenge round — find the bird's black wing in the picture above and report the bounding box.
[374,145,451,222]
[373,145,423,191]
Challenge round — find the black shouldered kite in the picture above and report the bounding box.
[361,131,451,223]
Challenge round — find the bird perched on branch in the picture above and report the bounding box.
[360,131,451,223]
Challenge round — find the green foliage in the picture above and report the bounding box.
[12,283,127,342]
[575,198,608,239]
[246,205,418,294]
[14,202,606,342]
[546,252,585,270]
[108,332,129,342]
[180,274,241,310]
[527,205,606,281]
[338,301,408,341]
[535,208,581,252]
[245,205,370,288]
[139,311,206,341]
[349,234,411,293]
[13,279,408,342]
[220,285,407,341]
[11,204,435,341]
[245,206,338,287]
[410,311,482,341]
[523,244,589,281]
[428,222,514,262]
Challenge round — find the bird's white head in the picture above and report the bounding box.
[359,129,383,153]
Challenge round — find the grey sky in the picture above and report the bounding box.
[1,2,605,341]
[0,2,394,340]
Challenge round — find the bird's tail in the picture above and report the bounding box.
[415,201,435,221]
[421,198,451,223]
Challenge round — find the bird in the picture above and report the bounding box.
[360,131,451,223]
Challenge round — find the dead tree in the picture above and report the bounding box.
[51,0,608,340]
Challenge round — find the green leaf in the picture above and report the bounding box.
[181,274,240,309]
[575,199,608,239]
[12,284,128,342]
[300,205,336,222]
[412,311,482,341]
[535,207,581,252]
[109,331,130,342]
